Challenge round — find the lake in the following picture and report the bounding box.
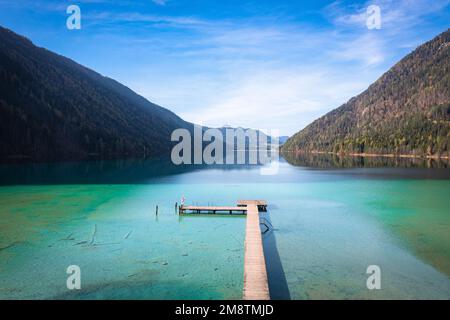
[0,155,449,299]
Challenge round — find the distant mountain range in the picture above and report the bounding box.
[0,26,193,162]
[283,29,450,158]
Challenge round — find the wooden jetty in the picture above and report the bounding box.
[179,206,247,215]
[239,200,270,300]
[238,200,268,212]
[179,200,270,300]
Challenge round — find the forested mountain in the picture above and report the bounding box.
[0,26,192,162]
[283,29,450,158]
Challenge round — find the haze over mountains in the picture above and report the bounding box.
[283,29,450,158]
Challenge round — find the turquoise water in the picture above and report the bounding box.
[0,184,246,299]
[0,158,449,299]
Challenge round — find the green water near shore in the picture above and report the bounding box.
[0,185,246,299]
[0,158,449,299]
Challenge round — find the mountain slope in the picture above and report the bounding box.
[283,29,450,157]
[0,26,192,162]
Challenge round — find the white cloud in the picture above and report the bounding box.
[169,66,369,134]
[326,0,450,32]
[329,32,386,66]
[79,1,450,135]
[85,11,207,28]
[321,0,450,66]
[152,0,167,5]
[119,18,408,134]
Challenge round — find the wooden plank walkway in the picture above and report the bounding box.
[179,200,270,300]
[242,201,270,300]
[179,206,247,214]
[238,200,268,212]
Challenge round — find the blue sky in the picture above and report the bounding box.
[0,0,449,135]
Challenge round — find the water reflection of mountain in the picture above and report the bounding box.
[282,151,449,169]
[0,156,264,186]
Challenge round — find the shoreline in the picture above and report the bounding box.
[282,150,450,160]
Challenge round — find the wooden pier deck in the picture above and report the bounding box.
[179,200,270,300]
[179,206,247,215]
[238,200,268,212]
[240,200,270,300]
